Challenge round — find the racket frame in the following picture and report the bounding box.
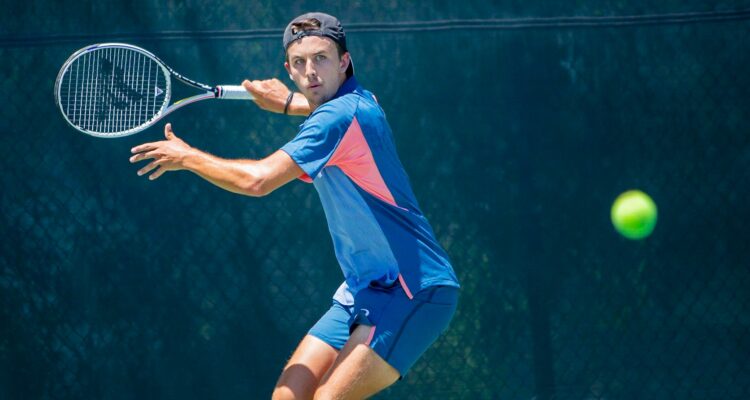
[55,43,251,138]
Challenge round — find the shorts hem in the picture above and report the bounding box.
[307,331,344,351]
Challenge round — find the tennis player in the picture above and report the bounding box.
[130,12,459,399]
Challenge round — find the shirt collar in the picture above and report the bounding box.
[300,76,360,127]
[331,76,359,100]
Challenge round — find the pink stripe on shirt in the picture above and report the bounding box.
[327,116,400,208]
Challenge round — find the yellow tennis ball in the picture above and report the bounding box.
[611,190,658,240]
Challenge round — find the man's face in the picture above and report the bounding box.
[285,36,350,108]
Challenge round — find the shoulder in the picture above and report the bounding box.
[302,93,361,131]
[314,92,361,119]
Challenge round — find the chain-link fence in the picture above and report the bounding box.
[2,2,749,399]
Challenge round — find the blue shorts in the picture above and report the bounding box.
[308,283,459,377]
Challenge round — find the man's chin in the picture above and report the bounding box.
[307,93,330,106]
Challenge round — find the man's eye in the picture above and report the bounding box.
[315,55,326,61]
[293,59,304,65]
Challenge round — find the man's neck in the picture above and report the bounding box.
[307,73,349,112]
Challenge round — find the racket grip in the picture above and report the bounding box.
[216,85,254,100]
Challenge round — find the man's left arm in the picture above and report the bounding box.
[130,123,303,197]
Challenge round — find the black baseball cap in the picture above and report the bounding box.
[283,12,354,77]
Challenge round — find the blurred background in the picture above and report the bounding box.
[1,1,749,399]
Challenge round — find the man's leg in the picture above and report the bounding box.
[313,285,460,399]
[314,324,400,400]
[273,335,339,400]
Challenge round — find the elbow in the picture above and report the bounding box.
[242,176,272,197]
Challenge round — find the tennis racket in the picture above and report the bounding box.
[54,43,254,138]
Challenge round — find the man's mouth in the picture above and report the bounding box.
[308,83,321,89]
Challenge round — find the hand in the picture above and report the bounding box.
[129,123,193,180]
[242,78,293,114]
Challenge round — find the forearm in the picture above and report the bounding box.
[131,123,301,190]
[287,92,312,116]
[182,149,267,197]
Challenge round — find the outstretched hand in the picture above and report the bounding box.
[130,123,193,180]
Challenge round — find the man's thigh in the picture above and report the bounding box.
[315,324,400,400]
[274,299,353,400]
[314,285,459,399]
[273,334,339,400]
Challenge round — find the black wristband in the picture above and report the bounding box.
[283,92,294,115]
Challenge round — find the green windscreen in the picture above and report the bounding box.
[1,2,749,399]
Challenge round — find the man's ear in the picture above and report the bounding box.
[340,52,351,73]
[284,61,291,76]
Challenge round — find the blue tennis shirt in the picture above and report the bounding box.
[281,77,459,304]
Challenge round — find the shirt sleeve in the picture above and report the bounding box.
[280,101,355,181]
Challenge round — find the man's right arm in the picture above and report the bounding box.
[130,123,304,197]
[182,148,303,197]
[242,79,311,116]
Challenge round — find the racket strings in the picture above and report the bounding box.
[58,47,168,135]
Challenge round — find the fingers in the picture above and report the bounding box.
[242,78,289,95]
[243,79,272,97]
[137,160,160,177]
[130,124,179,181]
[149,166,168,180]
[242,79,255,93]
[243,80,269,111]
[243,79,265,96]
[242,78,292,114]
[131,142,157,154]
[129,149,159,163]
[164,123,174,139]
[131,123,175,158]
[134,160,168,180]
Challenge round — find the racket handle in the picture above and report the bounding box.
[216,85,254,100]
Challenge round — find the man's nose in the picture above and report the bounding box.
[305,59,317,78]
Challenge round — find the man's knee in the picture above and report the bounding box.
[312,386,342,400]
[271,386,298,400]
[273,334,339,399]
[273,363,324,400]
